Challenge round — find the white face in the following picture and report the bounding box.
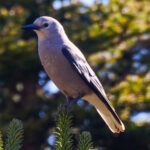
[33,16,61,40]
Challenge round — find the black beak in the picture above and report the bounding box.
[21,24,40,30]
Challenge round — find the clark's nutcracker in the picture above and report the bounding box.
[22,16,125,133]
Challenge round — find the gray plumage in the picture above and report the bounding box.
[22,16,125,133]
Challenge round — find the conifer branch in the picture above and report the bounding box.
[0,131,3,150]
[4,119,24,150]
[77,131,93,150]
[55,108,73,150]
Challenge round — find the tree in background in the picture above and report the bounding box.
[0,0,150,149]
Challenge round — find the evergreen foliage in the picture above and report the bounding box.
[4,119,24,150]
[77,132,93,150]
[0,131,3,150]
[54,108,93,150]
[55,108,73,150]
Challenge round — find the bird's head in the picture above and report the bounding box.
[21,16,63,40]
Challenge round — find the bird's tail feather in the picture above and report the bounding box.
[84,94,125,133]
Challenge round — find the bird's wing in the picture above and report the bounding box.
[62,45,122,125]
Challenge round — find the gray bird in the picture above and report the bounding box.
[22,16,125,133]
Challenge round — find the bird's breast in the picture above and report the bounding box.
[38,45,91,98]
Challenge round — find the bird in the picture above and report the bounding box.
[21,16,125,133]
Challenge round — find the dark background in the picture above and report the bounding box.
[0,0,150,149]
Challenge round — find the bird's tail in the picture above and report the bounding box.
[84,94,125,133]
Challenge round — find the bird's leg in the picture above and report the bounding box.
[60,97,76,112]
[66,97,78,110]
[60,95,83,112]
[60,101,69,111]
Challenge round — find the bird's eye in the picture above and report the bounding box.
[43,23,49,27]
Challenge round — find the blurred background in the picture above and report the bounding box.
[0,0,150,149]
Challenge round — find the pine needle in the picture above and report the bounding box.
[77,131,93,150]
[0,131,3,150]
[4,119,24,150]
[55,108,73,150]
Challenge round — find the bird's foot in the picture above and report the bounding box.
[60,102,70,111]
[59,97,79,112]
[59,94,84,113]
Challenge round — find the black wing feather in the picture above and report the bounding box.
[62,46,122,125]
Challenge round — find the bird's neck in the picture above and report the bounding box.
[38,30,69,46]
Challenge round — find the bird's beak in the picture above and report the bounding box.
[21,24,40,30]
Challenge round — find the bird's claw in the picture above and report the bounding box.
[59,98,79,112]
